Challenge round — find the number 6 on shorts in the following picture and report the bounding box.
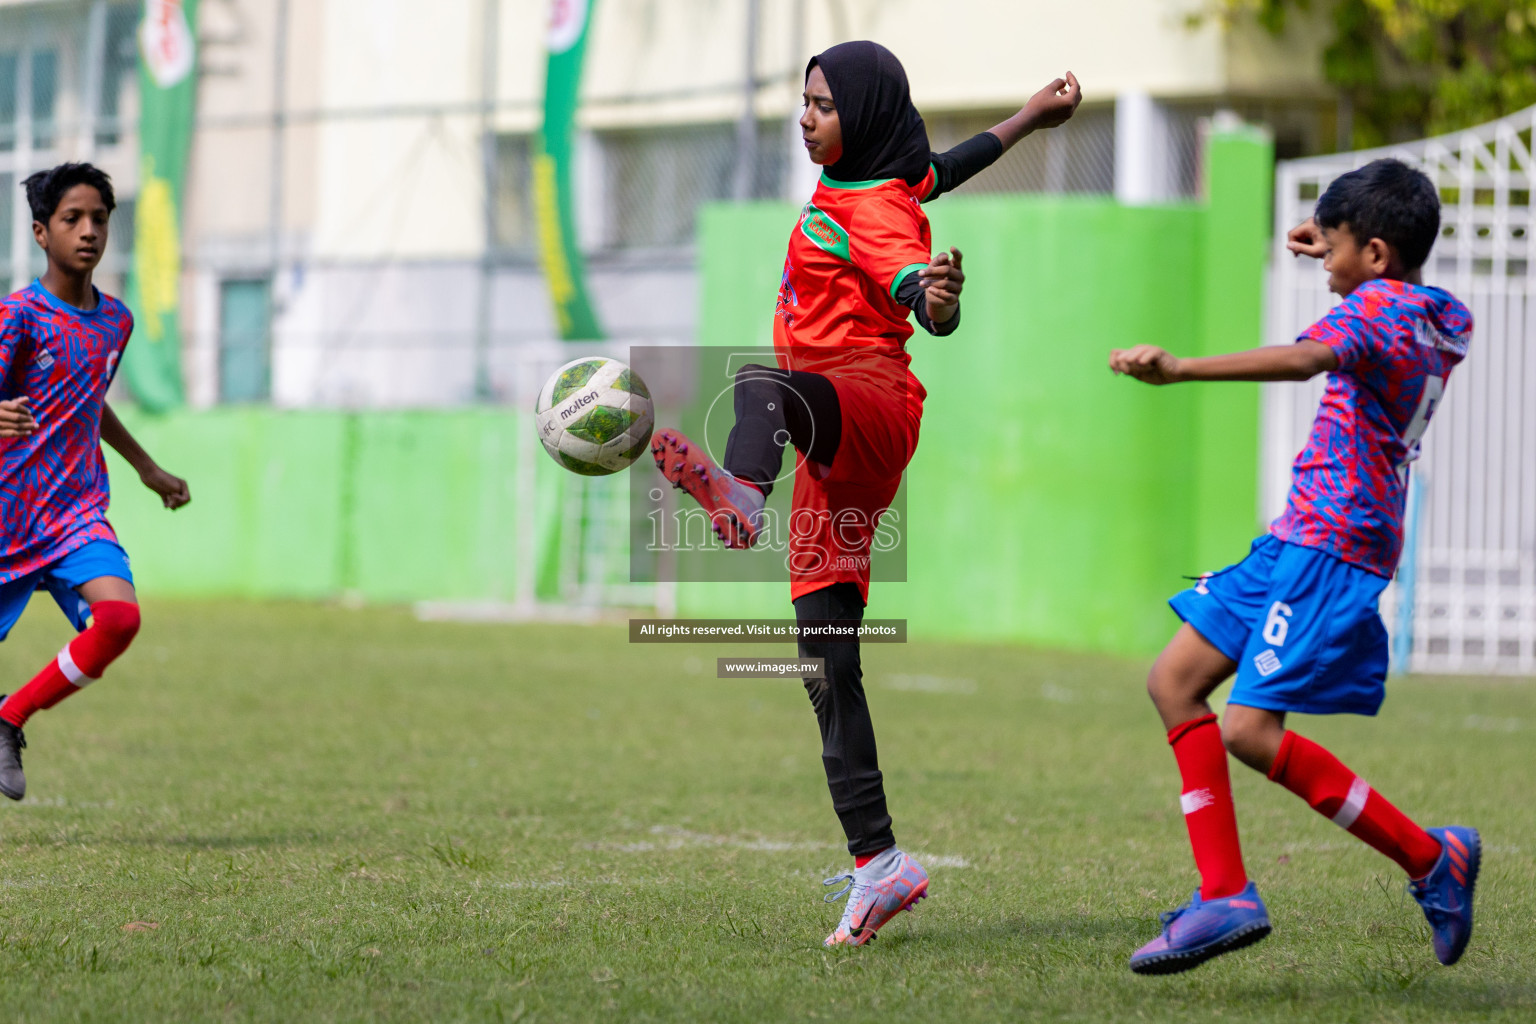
[1262,601,1292,646]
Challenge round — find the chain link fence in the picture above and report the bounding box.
[496,94,1241,260]
[2,1,1307,415]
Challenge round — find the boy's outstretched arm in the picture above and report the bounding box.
[1109,341,1338,385]
[101,402,191,509]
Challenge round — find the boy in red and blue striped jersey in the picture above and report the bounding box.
[0,163,190,800]
[1110,158,1478,974]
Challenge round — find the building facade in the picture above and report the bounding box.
[0,0,1337,408]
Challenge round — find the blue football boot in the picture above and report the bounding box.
[1409,826,1481,966]
[1130,881,1272,975]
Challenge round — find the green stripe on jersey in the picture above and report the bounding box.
[800,204,851,262]
[890,262,929,300]
[818,170,896,190]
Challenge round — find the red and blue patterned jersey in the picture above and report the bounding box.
[1271,278,1472,577]
[0,281,131,585]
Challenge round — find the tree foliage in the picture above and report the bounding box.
[1219,0,1536,147]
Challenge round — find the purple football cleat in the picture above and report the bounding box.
[1130,881,1271,975]
[1409,825,1480,966]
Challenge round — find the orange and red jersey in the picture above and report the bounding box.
[771,168,940,602]
[773,167,939,428]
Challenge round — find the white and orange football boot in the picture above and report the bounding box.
[821,847,929,947]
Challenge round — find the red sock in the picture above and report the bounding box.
[854,846,891,870]
[0,601,140,728]
[1269,731,1442,879]
[1168,714,1249,899]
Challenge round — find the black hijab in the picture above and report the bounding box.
[809,41,930,187]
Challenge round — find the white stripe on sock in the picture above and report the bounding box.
[56,646,98,687]
[1331,776,1370,829]
[1180,788,1214,815]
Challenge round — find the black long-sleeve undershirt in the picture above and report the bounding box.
[887,131,1004,336]
[926,131,1005,201]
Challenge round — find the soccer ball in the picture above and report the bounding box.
[533,357,654,476]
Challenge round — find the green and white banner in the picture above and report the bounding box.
[535,0,604,341]
[123,0,198,412]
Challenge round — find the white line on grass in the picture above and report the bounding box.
[1463,714,1523,732]
[10,795,118,809]
[414,601,630,625]
[584,825,834,853]
[494,876,655,889]
[910,853,972,868]
[882,675,977,695]
[584,826,974,867]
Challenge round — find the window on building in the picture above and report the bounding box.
[597,122,787,250]
[0,53,17,153]
[97,4,141,148]
[30,48,56,151]
[0,4,140,154]
[0,171,10,283]
[600,124,730,249]
[219,279,272,404]
[925,106,1120,196]
[493,133,535,257]
[0,6,139,292]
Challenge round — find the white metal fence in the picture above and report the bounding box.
[1266,106,1536,675]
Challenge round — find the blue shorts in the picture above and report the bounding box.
[1169,535,1390,717]
[0,540,134,642]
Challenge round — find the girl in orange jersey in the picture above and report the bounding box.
[653,40,1080,946]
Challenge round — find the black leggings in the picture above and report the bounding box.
[795,581,894,857]
[722,364,841,499]
[729,365,891,854]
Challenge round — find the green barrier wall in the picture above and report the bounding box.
[103,411,346,598]
[103,409,539,604]
[101,130,1270,659]
[677,130,1273,655]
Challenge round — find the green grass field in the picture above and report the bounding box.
[0,600,1531,1022]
